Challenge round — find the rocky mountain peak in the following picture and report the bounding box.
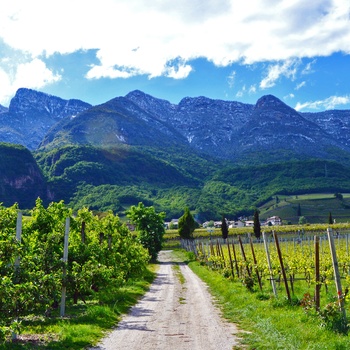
[9,88,91,118]
[0,88,91,150]
[255,94,290,110]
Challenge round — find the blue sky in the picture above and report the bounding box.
[1,0,350,112]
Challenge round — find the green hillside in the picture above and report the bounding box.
[33,145,350,222]
[259,193,350,225]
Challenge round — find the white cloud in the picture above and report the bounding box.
[15,59,61,88]
[227,71,236,88]
[0,0,350,102]
[302,60,317,75]
[260,60,299,89]
[295,95,350,111]
[0,56,61,105]
[295,81,306,90]
[284,93,295,100]
[248,85,256,94]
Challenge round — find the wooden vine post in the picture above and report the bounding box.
[249,235,262,291]
[12,212,23,341]
[238,235,251,277]
[60,217,70,317]
[314,235,320,311]
[226,239,235,278]
[262,231,277,297]
[14,211,22,270]
[219,242,226,268]
[231,240,240,277]
[273,231,291,302]
[327,228,346,319]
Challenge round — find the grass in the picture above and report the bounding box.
[173,250,350,350]
[172,264,185,285]
[0,265,157,349]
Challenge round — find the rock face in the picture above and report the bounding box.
[0,88,91,150]
[236,95,341,160]
[0,143,47,207]
[122,91,350,163]
[2,88,350,164]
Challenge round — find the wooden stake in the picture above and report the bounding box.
[263,232,277,297]
[273,231,291,302]
[238,235,251,277]
[226,239,235,278]
[60,217,70,317]
[14,212,22,269]
[314,235,320,311]
[231,241,240,278]
[249,235,262,290]
[327,228,346,318]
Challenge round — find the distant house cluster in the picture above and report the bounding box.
[165,215,283,230]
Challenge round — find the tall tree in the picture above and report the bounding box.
[126,202,165,261]
[253,209,261,239]
[297,203,301,217]
[328,212,333,225]
[178,207,196,240]
[221,214,228,240]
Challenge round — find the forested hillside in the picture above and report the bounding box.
[33,145,350,221]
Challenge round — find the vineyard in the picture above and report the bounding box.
[182,230,350,333]
[0,199,150,342]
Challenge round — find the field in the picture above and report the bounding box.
[259,193,350,224]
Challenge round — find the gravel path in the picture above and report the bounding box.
[90,250,241,350]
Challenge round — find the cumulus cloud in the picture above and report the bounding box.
[295,95,350,111]
[0,0,350,103]
[0,52,61,105]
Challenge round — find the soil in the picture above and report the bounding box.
[90,250,242,350]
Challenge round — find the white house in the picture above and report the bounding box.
[228,220,245,228]
[266,216,282,226]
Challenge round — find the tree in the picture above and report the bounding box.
[221,214,228,240]
[297,203,301,217]
[299,216,307,225]
[126,202,165,261]
[334,193,343,200]
[253,209,261,239]
[328,212,333,225]
[178,207,196,240]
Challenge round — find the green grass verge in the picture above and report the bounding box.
[175,250,350,350]
[0,266,157,349]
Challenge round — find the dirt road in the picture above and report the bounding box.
[90,250,241,350]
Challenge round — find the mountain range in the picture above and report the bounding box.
[1,88,350,165]
[1,88,350,221]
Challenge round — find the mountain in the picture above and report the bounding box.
[39,96,188,150]
[302,110,350,149]
[0,88,91,150]
[235,95,350,163]
[125,90,253,159]
[39,90,350,165]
